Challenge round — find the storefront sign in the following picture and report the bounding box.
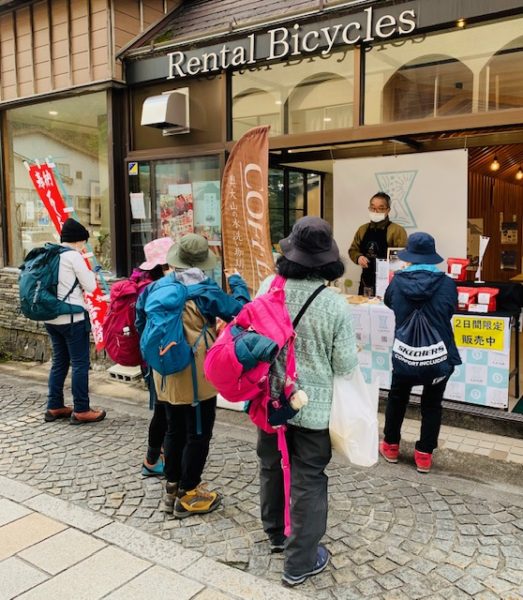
[221,126,273,295]
[166,6,416,79]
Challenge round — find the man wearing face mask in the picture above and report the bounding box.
[349,192,407,296]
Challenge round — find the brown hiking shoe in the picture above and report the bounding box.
[44,406,73,422]
[70,409,106,425]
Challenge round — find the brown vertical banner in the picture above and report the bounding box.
[222,125,274,295]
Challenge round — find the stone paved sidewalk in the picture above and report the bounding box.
[0,372,523,599]
[0,477,304,600]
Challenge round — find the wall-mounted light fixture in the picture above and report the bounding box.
[516,166,523,181]
[490,156,500,171]
[456,18,466,29]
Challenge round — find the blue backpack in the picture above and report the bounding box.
[19,243,84,322]
[140,273,207,377]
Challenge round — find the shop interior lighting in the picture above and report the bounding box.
[48,110,58,116]
[456,18,466,29]
[490,156,500,171]
[516,166,523,181]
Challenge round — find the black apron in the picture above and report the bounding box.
[358,222,390,296]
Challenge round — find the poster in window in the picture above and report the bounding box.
[160,184,194,240]
[194,180,221,243]
[501,250,518,270]
[500,221,518,245]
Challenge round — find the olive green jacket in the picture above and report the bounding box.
[348,219,408,264]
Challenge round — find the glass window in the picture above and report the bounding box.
[128,156,222,281]
[5,92,110,268]
[365,17,523,124]
[232,49,354,139]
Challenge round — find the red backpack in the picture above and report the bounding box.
[103,278,150,366]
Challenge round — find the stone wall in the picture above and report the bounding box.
[0,269,104,363]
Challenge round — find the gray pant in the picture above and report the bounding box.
[256,425,332,575]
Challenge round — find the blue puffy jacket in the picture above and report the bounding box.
[384,268,461,367]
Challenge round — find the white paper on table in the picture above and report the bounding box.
[130,192,146,219]
[375,259,389,298]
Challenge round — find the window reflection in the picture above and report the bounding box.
[6,92,110,268]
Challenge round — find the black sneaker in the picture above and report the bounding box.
[282,544,330,587]
[269,535,286,554]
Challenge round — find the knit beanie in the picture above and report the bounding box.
[60,218,90,243]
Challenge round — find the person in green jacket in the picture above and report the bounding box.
[349,192,407,296]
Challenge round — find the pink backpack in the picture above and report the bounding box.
[204,275,325,536]
[103,278,150,366]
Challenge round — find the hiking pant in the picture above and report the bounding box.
[384,372,452,454]
[257,425,331,576]
[163,397,217,491]
[45,320,90,413]
[146,401,167,464]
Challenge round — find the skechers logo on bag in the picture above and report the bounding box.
[392,340,447,367]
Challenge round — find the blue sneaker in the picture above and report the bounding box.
[141,457,164,477]
[282,544,330,587]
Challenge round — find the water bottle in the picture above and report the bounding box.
[123,326,131,337]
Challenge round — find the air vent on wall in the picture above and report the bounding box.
[141,88,190,135]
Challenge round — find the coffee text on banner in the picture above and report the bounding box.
[221,125,274,295]
[27,162,107,350]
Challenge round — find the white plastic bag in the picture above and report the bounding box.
[329,367,379,467]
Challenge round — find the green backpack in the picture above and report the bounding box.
[19,243,84,321]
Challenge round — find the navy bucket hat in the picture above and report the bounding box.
[397,232,443,265]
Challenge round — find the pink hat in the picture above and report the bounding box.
[139,237,175,270]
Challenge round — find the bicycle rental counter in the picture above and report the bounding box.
[347,282,523,411]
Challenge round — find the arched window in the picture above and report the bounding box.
[288,72,353,133]
[232,87,282,138]
[479,35,523,111]
[382,54,473,122]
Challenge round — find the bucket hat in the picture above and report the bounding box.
[166,233,217,270]
[397,232,443,264]
[279,216,340,268]
[139,237,175,270]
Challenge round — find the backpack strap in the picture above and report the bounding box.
[292,283,326,329]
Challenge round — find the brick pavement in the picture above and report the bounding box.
[0,372,522,599]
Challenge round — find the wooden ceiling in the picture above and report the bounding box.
[468,144,523,185]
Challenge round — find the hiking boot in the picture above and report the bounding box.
[282,544,330,587]
[269,535,286,554]
[414,449,432,473]
[173,484,222,519]
[142,457,165,477]
[379,440,399,463]
[44,406,73,422]
[163,482,178,513]
[70,409,106,425]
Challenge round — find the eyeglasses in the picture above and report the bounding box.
[369,206,389,213]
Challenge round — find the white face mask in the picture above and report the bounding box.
[369,212,386,223]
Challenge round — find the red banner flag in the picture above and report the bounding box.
[221,126,274,295]
[27,163,108,351]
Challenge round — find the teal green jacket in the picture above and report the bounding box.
[258,276,358,430]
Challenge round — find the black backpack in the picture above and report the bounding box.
[391,303,451,385]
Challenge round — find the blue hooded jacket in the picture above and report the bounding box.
[384,268,461,367]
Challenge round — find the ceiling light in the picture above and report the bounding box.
[456,18,466,29]
[48,110,58,116]
[516,166,523,181]
[275,100,282,105]
[490,156,500,171]
[323,117,332,122]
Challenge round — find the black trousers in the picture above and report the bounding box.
[163,397,217,491]
[257,425,331,576]
[384,372,451,453]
